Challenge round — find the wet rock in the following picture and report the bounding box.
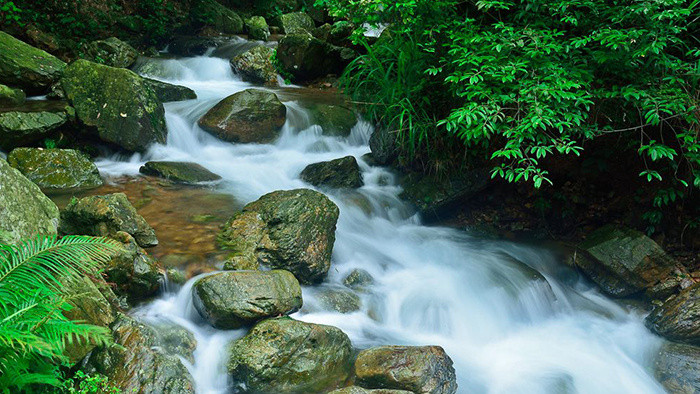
[329,21,355,46]
[105,232,163,301]
[157,324,197,363]
[301,156,363,189]
[654,342,700,394]
[399,169,490,222]
[0,84,25,106]
[245,16,270,41]
[60,192,158,248]
[316,287,361,313]
[168,36,221,57]
[85,314,195,394]
[279,12,315,34]
[193,270,302,329]
[198,89,286,144]
[646,283,700,344]
[228,317,353,392]
[344,268,374,290]
[355,346,458,394]
[223,255,260,270]
[61,59,167,152]
[276,33,355,82]
[192,0,243,34]
[0,158,59,244]
[0,110,67,151]
[307,103,357,137]
[139,161,221,184]
[142,78,197,102]
[166,268,187,285]
[329,387,413,394]
[574,225,675,298]
[369,127,399,165]
[230,46,278,86]
[7,148,103,191]
[218,188,339,284]
[81,37,139,68]
[0,31,66,94]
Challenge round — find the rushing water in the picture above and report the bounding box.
[97,49,668,393]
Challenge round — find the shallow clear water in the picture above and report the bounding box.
[101,50,667,393]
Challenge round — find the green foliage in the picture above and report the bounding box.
[60,371,120,394]
[0,235,120,392]
[0,1,21,25]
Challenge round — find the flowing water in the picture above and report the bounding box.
[98,47,668,393]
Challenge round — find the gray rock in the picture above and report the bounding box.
[139,161,221,184]
[316,287,361,313]
[142,78,197,102]
[105,232,163,301]
[343,268,374,290]
[654,342,700,394]
[300,156,363,189]
[646,283,700,344]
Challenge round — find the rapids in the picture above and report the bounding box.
[98,49,667,393]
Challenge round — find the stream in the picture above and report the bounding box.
[95,43,667,393]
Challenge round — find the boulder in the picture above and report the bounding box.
[7,148,103,191]
[574,226,676,298]
[191,0,244,34]
[60,193,158,248]
[157,324,197,363]
[168,36,221,57]
[61,59,167,152]
[0,31,66,94]
[300,156,363,189]
[218,188,339,284]
[0,110,67,151]
[369,127,399,165]
[307,103,357,137]
[228,317,353,392]
[193,270,302,329]
[355,346,458,394]
[0,158,59,244]
[343,268,374,290]
[316,287,361,313]
[646,283,700,344]
[279,12,315,34]
[0,84,25,106]
[85,314,195,394]
[276,33,355,82]
[198,89,286,144]
[245,16,270,41]
[142,78,197,102]
[654,342,700,394]
[81,37,139,68]
[330,387,413,394]
[105,232,163,301]
[329,21,355,46]
[230,46,278,86]
[139,161,221,184]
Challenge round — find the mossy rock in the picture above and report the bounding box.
[0,84,25,106]
[191,0,244,34]
[276,33,355,82]
[0,31,66,94]
[105,232,164,302]
[246,16,270,41]
[0,158,59,244]
[142,78,197,102]
[139,161,221,184]
[329,387,413,394]
[156,324,198,364]
[81,37,139,68]
[279,12,315,34]
[198,89,286,144]
[61,59,167,152]
[315,286,361,313]
[60,192,158,248]
[343,268,374,290]
[7,148,103,191]
[369,127,399,165]
[218,188,339,284]
[646,283,700,344]
[300,156,363,189]
[307,103,357,137]
[193,270,302,329]
[230,46,278,86]
[0,110,67,151]
[228,317,353,393]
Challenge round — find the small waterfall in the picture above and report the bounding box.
[99,49,667,393]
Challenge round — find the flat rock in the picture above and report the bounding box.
[7,147,103,191]
[0,31,66,93]
[300,155,363,189]
[0,110,67,151]
[139,161,220,184]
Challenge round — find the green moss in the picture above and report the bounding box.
[0,84,25,106]
[245,16,270,41]
[0,31,66,94]
[7,148,103,191]
[0,110,67,151]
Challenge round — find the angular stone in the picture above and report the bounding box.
[316,287,361,313]
[0,110,67,151]
[191,0,243,34]
[139,161,221,184]
[0,31,66,94]
[82,37,139,68]
[279,12,315,34]
[230,46,277,86]
[142,78,197,102]
[0,83,25,106]
[7,148,103,191]
[105,232,163,301]
[343,268,374,290]
[246,16,270,41]
[654,342,700,394]
[300,156,363,189]
[646,283,700,345]
[307,103,356,137]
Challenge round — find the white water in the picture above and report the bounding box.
[104,51,668,393]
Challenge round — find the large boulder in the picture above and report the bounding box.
[0,83,25,106]
[198,89,286,144]
[0,158,59,244]
[245,16,270,41]
[307,103,357,137]
[218,188,339,284]
[191,0,244,34]
[105,232,164,301]
[142,78,197,102]
[0,31,66,94]
[276,33,355,82]
[355,346,458,394]
[60,193,158,248]
[61,59,167,152]
[81,37,139,68]
[228,317,353,392]
[85,314,195,394]
[0,110,67,151]
[646,283,700,344]
[574,226,676,298]
[7,148,103,191]
[279,12,315,34]
[230,46,278,86]
[193,270,302,329]
[139,161,221,184]
[654,342,700,394]
[369,127,399,165]
[301,156,363,189]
